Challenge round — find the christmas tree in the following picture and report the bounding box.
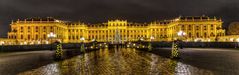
[55,43,63,59]
[171,42,179,58]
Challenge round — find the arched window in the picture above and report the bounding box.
[204,33,207,38]
[196,33,199,37]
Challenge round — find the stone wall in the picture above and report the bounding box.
[0,43,94,52]
[142,41,239,48]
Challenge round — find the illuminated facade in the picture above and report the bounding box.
[7,16,226,44]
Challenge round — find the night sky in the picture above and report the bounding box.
[1,0,239,37]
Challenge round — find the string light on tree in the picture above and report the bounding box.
[55,42,63,60]
[171,41,179,58]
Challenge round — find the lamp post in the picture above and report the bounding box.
[148,36,154,51]
[177,30,186,49]
[0,41,4,51]
[215,27,221,42]
[80,37,85,52]
[139,37,144,48]
[177,30,186,40]
[47,32,56,50]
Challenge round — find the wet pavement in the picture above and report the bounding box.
[141,48,239,75]
[17,48,215,75]
[0,51,55,75]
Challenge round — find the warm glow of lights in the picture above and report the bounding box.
[37,41,41,44]
[127,45,130,47]
[7,16,226,43]
[24,42,27,45]
[80,37,85,41]
[0,41,5,45]
[208,39,211,42]
[230,38,234,42]
[150,36,155,40]
[55,20,60,22]
[105,45,108,48]
[140,38,144,41]
[92,39,95,42]
[236,38,239,42]
[46,41,49,44]
[128,42,131,44]
[47,32,56,38]
[30,42,34,45]
[177,30,186,36]
[136,46,139,48]
[194,38,200,42]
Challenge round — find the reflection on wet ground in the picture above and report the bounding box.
[19,48,214,75]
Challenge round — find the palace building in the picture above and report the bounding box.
[7,16,226,45]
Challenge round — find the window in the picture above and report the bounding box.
[211,25,214,30]
[28,27,30,32]
[43,26,46,32]
[204,32,207,37]
[204,26,207,30]
[69,36,71,40]
[43,34,46,39]
[27,35,30,40]
[50,26,53,32]
[72,36,75,40]
[21,35,23,39]
[196,33,199,37]
[35,27,38,32]
[182,25,185,29]
[36,35,38,40]
[21,27,23,32]
[76,36,79,40]
[196,26,199,30]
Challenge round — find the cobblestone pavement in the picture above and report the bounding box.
[150,48,239,75]
[19,48,214,75]
[0,51,54,75]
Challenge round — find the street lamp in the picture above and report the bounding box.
[47,32,56,50]
[0,41,4,45]
[80,37,85,52]
[177,30,186,49]
[148,36,154,51]
[177,31,186,37]
[0,41,4,51]
[150,36,155,41]
[177,30,186,41]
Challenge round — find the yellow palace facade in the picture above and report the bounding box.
[7,16,225,45]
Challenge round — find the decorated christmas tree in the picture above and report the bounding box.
[171,42,179,58]
[55,43,63,59]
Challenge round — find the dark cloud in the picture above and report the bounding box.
[0,0,239,37]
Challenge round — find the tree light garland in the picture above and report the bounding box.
[55,43,63,59]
